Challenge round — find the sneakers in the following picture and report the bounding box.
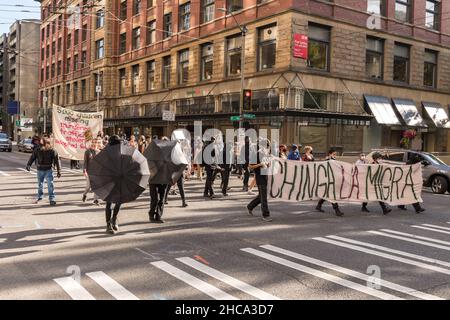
[106,223,115,234]
[82,195,87,202]
[50,201,56,206]
[34,198,42,204]
[247,207,254,216]
[415,208,425,214]
[315,206,325,213]
[182,201,188,207]
[222,193,229,197]
[262,216,273,222]
[334,208,344,217]
[247,190,256,195]
[93,199,99,206]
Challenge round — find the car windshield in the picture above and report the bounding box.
[425,153,448,166]
[0,133,8,139]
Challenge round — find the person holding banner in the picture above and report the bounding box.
[82,138,100,205]
[301,146,314,162]
[397,154,425,213]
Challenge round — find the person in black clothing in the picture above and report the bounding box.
[315,149,344,217]
[398,154,425,213]
[26,137,61,205]
[241,136,251,191]
[247,139,273,222]
[82,138,100,205]
[220,139,233,196]
[149,184,168,223]
[165,177,187,207]
[203,137,219,199]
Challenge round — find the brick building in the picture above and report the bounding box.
[37,0,450,153]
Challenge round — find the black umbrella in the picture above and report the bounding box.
[87,144,150,203]
[144,140,188,185]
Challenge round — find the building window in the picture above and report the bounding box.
[179,2,191,31]
[82,25,87,41]
[57,60,62,75]
[67,34,71,48]
[424,49,437,88]
[366,37,384,79]
[147,20,156,45]
[96,39,104,59]
[162,56,171,88]
[393,43,410,83]
[74,29,79,46]
[52,41,56,55]
[201,0,215,23]
[81,79,86,102]
[147,60,155,90]
[96,10,105,29]
[46,45,50,58]
[65,84,70,105]
[132,28,140,50]
[228,0,243,12]
[73,82,78,104]
[119,68,126,95]
[66,57,71,73]
[132,65,139,94]
[426,1,440,30]
[395,0,411,22]
[367,0,385,15]
[133,0,141,16]
[258,24,277,71]
[57,37,61,51]
[304,90,328,109]
[178,49,189,84]
[226,35,242,76]
[74,54,78,70]
[81,50,87,65]
[120,33,127,54]
[308,24,330,71]
[51,63,55,78]
[201,43,213,80]
[120,1,127,20]
[163,13,172,39]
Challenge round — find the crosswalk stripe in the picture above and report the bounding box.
[260,244,442,300]
[411,225,450,235]
[314,237,450,275]
[326,235,450,268]
[0,170,10,176]
[53,277,96,300]
[151,261,238,300]
[380,229,450,246]
[369,231,450,251]
[241,248,402,300]
[17,168,36,175]
[177,257,280,300]
[421,224,450,231]
[86,271,139,300]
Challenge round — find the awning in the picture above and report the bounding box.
[392,98,427,127]
[363,95,401,125]
[422,102,450,128]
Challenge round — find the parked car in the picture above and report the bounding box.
[0,132,12,152]
[17,139,34,153]
[367,149,450,194]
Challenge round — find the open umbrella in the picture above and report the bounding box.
[144,140,188,185]
[87,144,150,203]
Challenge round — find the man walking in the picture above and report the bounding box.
[26,137,61,205]
[82,138,100,205]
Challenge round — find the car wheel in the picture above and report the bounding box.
[431,176,448,194]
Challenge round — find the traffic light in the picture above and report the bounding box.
[242,89,252,111]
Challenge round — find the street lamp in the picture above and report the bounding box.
[218,7,248,130]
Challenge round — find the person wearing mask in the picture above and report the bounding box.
[397,154,425,213]
[356,153,367,165]
[301,146,314,162]
[288,144,301,161]
[279,145,288,160]
[315,149,344,216]
[361,152,392,215]
[82,138,100,205]
[247,139,273,222]
[26,137,62,205]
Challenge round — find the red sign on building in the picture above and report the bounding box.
[293,34,308,59]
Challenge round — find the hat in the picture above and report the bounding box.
[108,135,122,146]
[292,144,298,149]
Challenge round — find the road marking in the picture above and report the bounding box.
[260,244,442,300]
[326,235,450,268]
[314,237,450,275]
[177,257,280,300]
[0,171,10,176]
[151,261,238,300]
[412,225,450,235]
[369,230,450,251]
[241,248,402,300]
[16,168,36,175]
[53,277,96,300]
[421,224,450,231]
[380,229,450,246]
[0,224,25,228]
[86,271,139,300]
[34,221,42,229]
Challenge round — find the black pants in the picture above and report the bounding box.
[317,199,340,210]
[221,168,230,194]
[105,202,121,224]
[165,177,185,203]
[204,167,215,196]
[362,202,388,211]
[150,184,167,219]
[247,184,270,217]
[243,164,250,189]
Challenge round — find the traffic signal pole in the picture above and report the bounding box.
[239,29,245,131]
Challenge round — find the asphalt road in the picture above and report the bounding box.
[1,149,450,300]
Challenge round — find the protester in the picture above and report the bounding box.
[193,137,204,181]
[220,140,233,196]
[397,154,425,213]
[356,153,367,165]
[26,137,61,206]
[287,144,301,161]
[301,146,314,162]
[31,135,41,151]
[82,138,100,205]
[145,135,152,149]
[247,138,273,222]
[361,152,392,215]
[315,149,344,216]
[129,135,137,148]
[241,136,251,191]
[138,135,147,154]
[279,145,288,159]
[203,137,220,199]
[165,177,187,207]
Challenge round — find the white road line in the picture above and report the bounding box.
[369,231,450,251]
[327,235,450,268]
[151,261,238,300]
[34,221,42,229]
[16,168,36,175]
[421,224,450,231]
[53,277,96,300]
[314,237,450,275]
[0,170,10,176]
[241,248,402,300]
[177,257,280,300]
[260,244,442,300]
[380,229,450,246]
[411,226,450,235]
[86,271,139,300]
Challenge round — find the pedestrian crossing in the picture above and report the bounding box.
[0,167,82,177]
[51,221,450,300]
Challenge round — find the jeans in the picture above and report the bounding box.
[247,184,270,217]
[37,169,55,201]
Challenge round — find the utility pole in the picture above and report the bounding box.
[96,72,101,112]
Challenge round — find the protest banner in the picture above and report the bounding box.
[52,105,103,160]
[268,159,423,205]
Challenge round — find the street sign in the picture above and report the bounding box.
[7,101,19,115]
[243,113,256,119]
[269,121,282,128]
[96,85,102,93]
[162,110,175,121]
[230,116,241,121]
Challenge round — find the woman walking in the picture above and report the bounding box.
[82,138,100,205]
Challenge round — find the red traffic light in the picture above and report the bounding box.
[245,91,252,97]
